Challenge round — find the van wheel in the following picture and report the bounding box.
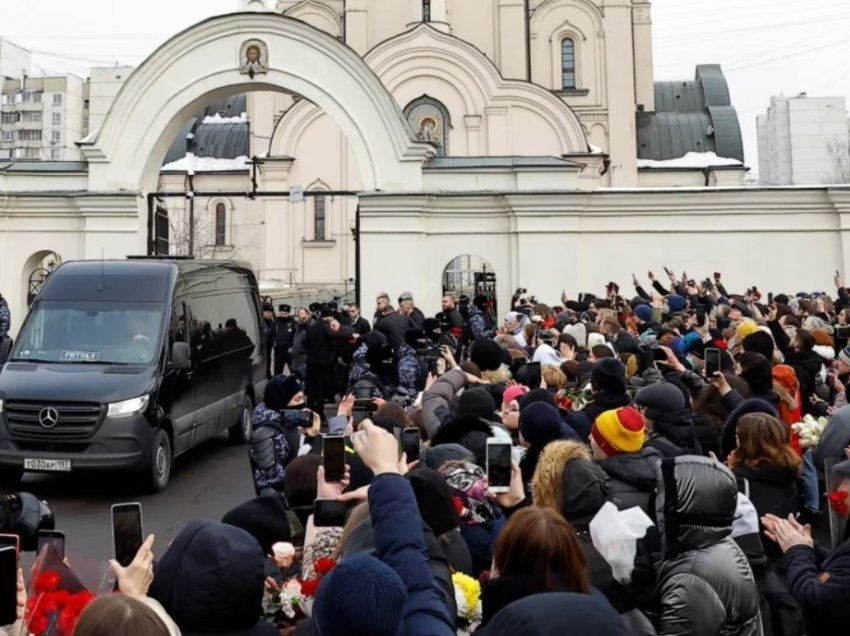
[145,429,173,492]
[229,395,254,444]
[0,467,23,488]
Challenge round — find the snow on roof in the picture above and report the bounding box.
[202,112,248,124]
[637,151,743,169]
[161,153,250,172]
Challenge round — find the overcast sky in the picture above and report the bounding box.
[3,0,849,173]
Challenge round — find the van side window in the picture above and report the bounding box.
[217,291,258,356]
[187,295,220,361]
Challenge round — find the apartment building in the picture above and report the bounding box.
[757,94,849,185]
[83,65,134,137]
[0,74,85,160]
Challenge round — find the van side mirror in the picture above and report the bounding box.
[0,339,12,365]
[170,342,191,370]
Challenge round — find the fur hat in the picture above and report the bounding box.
[470,338,504,372]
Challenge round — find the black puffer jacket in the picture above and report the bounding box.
[656,456,762,636]
[597,447,662,516]
[733,461,798,562]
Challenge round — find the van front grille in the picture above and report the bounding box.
[4,401,103,438]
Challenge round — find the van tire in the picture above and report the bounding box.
[229,395,254,445]
[145,429,173,492]
[0,467,23,487]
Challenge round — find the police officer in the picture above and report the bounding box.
[261,304,276,379]
[273,304,297,376]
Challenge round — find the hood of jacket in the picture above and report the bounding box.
[597,447,662,492]
[476,593,622,636]
[656,456,737,558]
[651,409,699,451]
[150,521,276,636]
[560,459,612,529]
[786,349,823,377]
[431,414,503,466]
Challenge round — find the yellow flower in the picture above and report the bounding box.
[452,572,481,621]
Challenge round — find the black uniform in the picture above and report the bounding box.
[273,315,297,375]
[262,315,276,379]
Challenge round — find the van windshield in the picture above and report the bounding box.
[12,301,166,365]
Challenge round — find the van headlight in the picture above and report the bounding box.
[107,395,150,418]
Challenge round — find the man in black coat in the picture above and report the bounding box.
[273,304,297,376]
[374,292,412,352]
[398,292,425,329]
[305,306,355,417]
[347,303,372,336]
[262,304,276,379]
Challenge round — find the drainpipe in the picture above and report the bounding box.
[524,0,532,81]
[703,167,711,187]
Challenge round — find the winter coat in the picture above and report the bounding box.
[733,461,799,561]
[375,311,413,352]
[248,404,301,495]
[597,447,662,516]
[422,369,467,439]
[149,521,278,636]
[565,391,632,442]
[396,343,422,395]
[273,316,297,349]
[468,306,496,340]
[645,410,702,458]
[720,397,780,462]
[431,415,510,469]
[782,538,850,635]
[0,297,9,340]
[814,404,850,470]
[475,592,624,636]
[350,315,371,336]
[656,456,762,636]
[785,349,824,415]
[368,474,456,636]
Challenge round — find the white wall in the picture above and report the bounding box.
[87,66,134,135]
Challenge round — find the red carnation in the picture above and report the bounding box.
[314,557,336,576]
[58,606,78,633]
[35,571,61,593]
[67,590,96,615]
[452,496,464,515]
[828,490,849,517]
[299,577,321,598]
[29,613,49,635]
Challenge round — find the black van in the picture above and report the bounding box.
[0,259,267,491]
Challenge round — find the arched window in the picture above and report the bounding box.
[423,0,431,22]
[561,38,576,89]
[314,195,326,241]
[215,203,227,246]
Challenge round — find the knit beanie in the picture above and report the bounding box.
[634,304,653,323]
[590,358,627,395]
[221,496,291,555]
[666,295,686,313]
[456,387,496,421]
[502,385,529,408]
[634,382,685,420]
[470,338,504,372]
[519,402,565,447]
[742,331,774,361]
[736,320,759,341]
[591,407,645,456]
[313,553,407,636]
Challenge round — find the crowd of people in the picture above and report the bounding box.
[3,271,850,635]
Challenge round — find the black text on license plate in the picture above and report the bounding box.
[24,458,71,472]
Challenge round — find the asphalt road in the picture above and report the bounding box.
[18,435,256,589]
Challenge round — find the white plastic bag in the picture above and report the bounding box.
[589,501,654,584]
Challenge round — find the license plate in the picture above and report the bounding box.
[24,458,71,472]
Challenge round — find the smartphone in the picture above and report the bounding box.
[112,502,144,568]
[36,530,65,560]
[0,535,19,555]
[281,410,312,427]
[323,435,346,483]
[768,292,774,305]
[313,499,350,527]
[525,362,542,390]
[402,427,420,463]
[705,347,722,377]
[0,546,16,625]
[703,278,714,291]
[486,438,512,494]
[352,398,375,413]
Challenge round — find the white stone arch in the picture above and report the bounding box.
[284,0,342,37]
[531,0,605,103]
[21,250,62,309]
[82,12,428,197]
[367,25,589,155]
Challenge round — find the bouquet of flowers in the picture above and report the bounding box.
[263,556,336,627]
[452,572,482,636]
[25,547,96,636]
[791,414,830,449]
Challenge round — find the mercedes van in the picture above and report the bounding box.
[0,259,267,491]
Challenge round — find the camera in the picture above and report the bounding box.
[0,492,55,552]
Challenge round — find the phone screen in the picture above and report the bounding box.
[487,441,512,489]
[0,546,17,625]
[526,362,541,390]
[323,436,346,483]
[36,531,65,560]
[313,499,350,528]
[403,428,420,463]
[112,503,143,567]
[705,348,722,377]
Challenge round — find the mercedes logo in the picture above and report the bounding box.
[38,407,59,429]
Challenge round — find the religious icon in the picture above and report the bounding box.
[417,116,440,144]
[240,40,268,79]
